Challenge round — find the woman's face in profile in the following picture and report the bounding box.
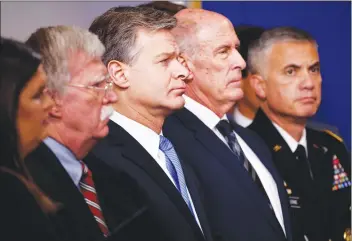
[17,65,54,157]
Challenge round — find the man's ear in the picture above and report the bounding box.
[49,93,63,119]
[108,60,130,89]
[178,54,194,79]
[249,74,267,100]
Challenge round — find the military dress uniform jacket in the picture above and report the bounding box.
[248,109,351,241]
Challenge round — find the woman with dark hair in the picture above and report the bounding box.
[0,37,59,240]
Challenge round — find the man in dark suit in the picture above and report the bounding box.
[163,9,292,241]
[86,7,212,241]
[246,26,351,241]
[25,25,167,241]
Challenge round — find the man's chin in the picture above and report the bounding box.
[228,89,244,102]
[92,123,110,139]
[171,98,185,110]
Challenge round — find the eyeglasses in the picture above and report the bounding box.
[66,75,113,97]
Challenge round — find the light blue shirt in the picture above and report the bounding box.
[43,137,82,188]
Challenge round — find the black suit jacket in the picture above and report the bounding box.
[0,170,61,241]
[249,109,351,241]
[26,142,166,241]
[86,120,212,241]
[163,107,293,241]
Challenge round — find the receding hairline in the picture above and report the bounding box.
[172,8,233,57]
[174,8,230,36]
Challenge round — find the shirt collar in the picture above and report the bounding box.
[272,122,308,156]
[233,106,253,128]
[43,137,83,187]
[110,110,161,160]
[184,95,228,130]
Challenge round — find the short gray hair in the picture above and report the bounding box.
[89,6,177,65]
[247,26,317,76]
[25,25,105,93]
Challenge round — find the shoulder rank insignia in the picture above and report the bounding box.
[332,155,351,191]
[324,129,343,143]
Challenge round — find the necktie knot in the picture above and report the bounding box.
[216,119,234,137]
[80,161,91,177]
[294,145,307,160]
[159,135,173,152]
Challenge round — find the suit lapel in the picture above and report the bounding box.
[98,121,204,240]
[175,108,286,238]
[182,160,213,241]
[27,143,103,240]
[85,155,151,236]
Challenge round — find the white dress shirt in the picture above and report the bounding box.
[272,122,308,157]
[109,110,203,231]
[232,105,253,128]
[184,95,286,235]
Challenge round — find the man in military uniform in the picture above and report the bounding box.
[246,26,351,241]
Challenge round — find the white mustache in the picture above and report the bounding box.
[100,105,114,121]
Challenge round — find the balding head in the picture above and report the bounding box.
[171,9,246,117]
[172,9,232,59]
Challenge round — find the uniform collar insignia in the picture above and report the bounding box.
[273,145,282,152]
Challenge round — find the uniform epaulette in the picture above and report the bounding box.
[324,129,343,143]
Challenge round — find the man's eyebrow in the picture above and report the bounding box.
[283,64,301,69]
[155,50,177,59]
[309,61,320,68]
[214,43,235,53]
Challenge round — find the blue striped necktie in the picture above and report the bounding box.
[159,135,195,217]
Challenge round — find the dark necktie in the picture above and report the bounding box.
[216,120,256,179]
[294,145,314,180]
[216,120,272,205]
[79,161,109,237]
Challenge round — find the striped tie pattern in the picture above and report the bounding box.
[79,161,109,236]
[216,120,272,208]
[159,136,195,217]
[216,120,257,180]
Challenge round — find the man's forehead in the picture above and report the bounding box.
[70,58,107,84]
[135,29,179,57]
[197,21,237,45]
[270,41,319,63]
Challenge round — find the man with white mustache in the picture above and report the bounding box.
[25,25,164,241]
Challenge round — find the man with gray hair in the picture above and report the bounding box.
[163,8,292,241]
[87,6,212,241]
[25,25,165,241]
[247,26,351,241]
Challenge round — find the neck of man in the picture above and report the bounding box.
[185,86,234,118]
[112,101,165,134]
[237,101,258,120]
[47,123,96,160]
[261,104,306,142]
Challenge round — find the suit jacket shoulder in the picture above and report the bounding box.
[165,108,291,241]
[84,152,169,241]
[87,121,208,241]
